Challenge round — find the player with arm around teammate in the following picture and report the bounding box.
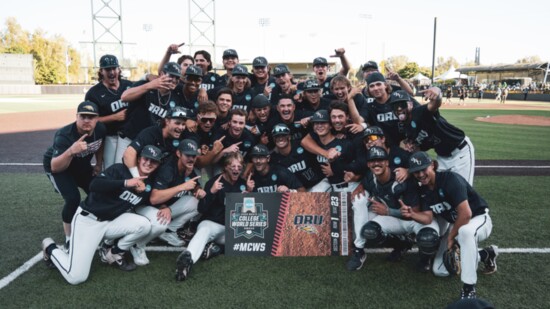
[346,146,439,271]
[41,145,162,284]
[246,144,305,193]
[43,101,106,247]
[128,139,205,266]
[175,152,247,281]
[404,151,498,300]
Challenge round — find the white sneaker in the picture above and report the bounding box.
[159,231,185,247]
[130,245,150,266]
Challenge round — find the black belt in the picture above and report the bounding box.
[81,210,103,221]
[457,140,468,150]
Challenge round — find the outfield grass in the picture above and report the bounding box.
[0,94,82,114]
[0,174,548,308]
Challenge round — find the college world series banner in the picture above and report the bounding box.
[225,192,352,257]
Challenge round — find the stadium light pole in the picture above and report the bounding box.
[143,23,153,73]
[359,13,373,61]
[258,18,270,57]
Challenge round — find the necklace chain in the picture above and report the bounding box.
[157,91,172,107]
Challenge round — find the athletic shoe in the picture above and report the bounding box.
[159,231,185,247]
[130,245,150,266]
[386,235,414,262]
[100,248,137,271]
[177,223,197,243]
[201,242,221,260]
[481,245,499,275]
[176,249,193,282]
[460,287,477,300]
[346,248,367,271]
[42,238,57,269]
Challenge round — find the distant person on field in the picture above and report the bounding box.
[500,87,509,104]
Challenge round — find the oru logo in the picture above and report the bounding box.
[230,197,269,239]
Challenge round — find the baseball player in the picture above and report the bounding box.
[214,88,234,129]
[249,56,276,96]
[390,87,475,185]
[360,60,415,96]
[84,54,133,169]
[193,50,222,102]
[175,152,247,281]
[41,145,163,284]
[247,94,274,144]
[297,49,350,98]
[269,65,298,106]
[211,109,257,165]
[347,146,438,271]
[130,140,204,266]
[350,73,421,147]
[303,110,358,192]
[122,106,189,181]
[179,65,203,118]
[265,97,310,143]
[246,144,305,193]
[120,62,185,141]
[404,151,498,300]
[298,80,331,113]
[269,123,324,191]
[43,101,106,247]
[217,49,240,88]
[228,64,258,112]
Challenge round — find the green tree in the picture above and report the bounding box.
[435,56,459,76]
[398,62,419,79]
[0,17,31,53]
[385,55,409,73]
[516,56,542,64]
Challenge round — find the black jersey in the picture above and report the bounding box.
[270,140,324,189]
[152,157,201,206]
[361,173,419,210]
[419,171,488,223]
[312,136,355,184]
[265,110,309,142]
[85,79,133,136]
[350,144,411,175]
[43,122,107,173]
[361,96,420,147]
[407,105,466,157]
[200,72,222,93]
[298,76,335,98]
[129,125,180,161]
[198,173,247,225]
[122,81,185,139]
[250,75,276,95]
[81,163,154,221]
[232,88,258,112]
[212,128,257,161]
[181,90,200,118]
[298,97,331,113]
[250,164,303,193]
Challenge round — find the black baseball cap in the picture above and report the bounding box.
[366,72,386,84]
[362,126,384,139]
[140,145,163,162]
[99,54,119,69]
[77,101,99,115]
[251,94,270,108]
[366,146,388,161]
[273,64,290,76]
[232,64,249,76]
[388,90,411,104]
[408,152,433,173]
[185,65,203,77]
[310,110,329,123]
[303,80,321,91]
[178,139,199,156]
[362,60,378,71]
[163,62,182,77]
[166,106,189,119]
[253,56,268,67]
[250,144,270,157]
[313,57,328,66]
[223,49,239,59]
[271,123,291,137]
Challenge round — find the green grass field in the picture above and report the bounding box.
[0,95,549,308]
[0,174,548,308]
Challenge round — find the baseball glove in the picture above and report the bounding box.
[443,243,461,275]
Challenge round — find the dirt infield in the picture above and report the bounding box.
[1,100,549,175]
[475,115,550,126]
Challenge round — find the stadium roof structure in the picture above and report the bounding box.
[457,62,549,73]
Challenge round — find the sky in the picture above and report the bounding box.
[1,0,548,69]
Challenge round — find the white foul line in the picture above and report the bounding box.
[1,247,550,290]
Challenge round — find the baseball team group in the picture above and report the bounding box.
[40,44,498,302]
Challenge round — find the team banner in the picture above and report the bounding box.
[225,192,352,256]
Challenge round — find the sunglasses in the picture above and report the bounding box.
[200,117,216,124]
[364,135,380,142]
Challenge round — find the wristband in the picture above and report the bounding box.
[129,166,140,178]
[361,123,368,130]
